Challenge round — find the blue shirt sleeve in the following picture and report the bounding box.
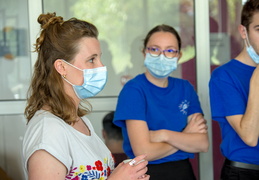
[209,72,247,122]
[186,81,203,116]
[114,82,146,128]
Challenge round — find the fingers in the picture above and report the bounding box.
[194,116,207,124]
[138,174,150,179]
[133,154,147,163]
[111,155,149,180]
[191,113,207,125]
[123,155,148,169]
[189,113,203,121]
[135,162,149,179]
[123,155,149,179]
[125,157,148,168]
[199,124,208,133]
[194,119,208,133]
[129,159,136,166]
[185,115,208,133]
[136,167,149,179]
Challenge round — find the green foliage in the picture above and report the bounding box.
[71,0,181,73]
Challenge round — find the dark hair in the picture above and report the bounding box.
[25,12,98,124]
[241,0,259,31]
[142,24,181,53]
[102,111,123,140]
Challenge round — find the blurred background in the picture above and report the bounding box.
[0,0,245,179]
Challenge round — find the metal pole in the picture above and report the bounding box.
[194,0,214,179]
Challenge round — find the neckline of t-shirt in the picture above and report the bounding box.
[141,73,174,90]
[231,59,256,71]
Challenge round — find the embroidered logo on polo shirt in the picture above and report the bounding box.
[179,100,189,115]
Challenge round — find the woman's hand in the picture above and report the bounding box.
[108,154,150,180]
[148,113,209,152]
[183,113,208,134]
[149,113,207,143]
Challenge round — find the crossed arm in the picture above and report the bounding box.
[126,113,209,162]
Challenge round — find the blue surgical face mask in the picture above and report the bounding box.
[244,28,259,64]
[144,53,178,78]
[62,60,107,99]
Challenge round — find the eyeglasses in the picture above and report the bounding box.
[146,47,179,58]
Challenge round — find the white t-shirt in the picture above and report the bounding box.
[23,110,114,180]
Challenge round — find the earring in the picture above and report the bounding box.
[62,74,66,78]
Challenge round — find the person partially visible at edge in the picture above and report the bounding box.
[22,12,149,180]
[102,111,128,167]
[113,24,209,180]
[209,0,259,179]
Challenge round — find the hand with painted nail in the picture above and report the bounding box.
[108,154,150,180]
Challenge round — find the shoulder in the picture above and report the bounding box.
[23,111,72,174]
[120,74,146,94]
[211,60,237,79]
[124,74,145,87]
[24,110,70,144]
[27,110,67,131]
[169,76,194,88]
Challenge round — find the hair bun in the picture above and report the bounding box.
[38,12,64,29]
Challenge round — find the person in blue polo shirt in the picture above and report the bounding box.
[209,0,259,179]
[114,24,209,180]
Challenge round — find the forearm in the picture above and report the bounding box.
[230,78,259,146]
[239,66,259,146]
[160,130,209,153]
[126,120,179,161]
[131,141,178,161]
[240,97,259,146]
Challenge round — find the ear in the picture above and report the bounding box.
[102,129,107,139]
[142,49,146,57]
[238,24,247,40]
[54,59,67,76]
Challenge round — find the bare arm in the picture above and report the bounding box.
[28,151,149,180]
[28,150,67,180]
[126,120,178,161]
[149,113,209,153]
[225,66,259,147]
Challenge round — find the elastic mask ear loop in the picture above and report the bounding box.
[244,27,251,48]
[60,59,83,86]
[61,75,75,86]
[62,59,84,72]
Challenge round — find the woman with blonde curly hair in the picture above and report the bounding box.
[22,12,149,180]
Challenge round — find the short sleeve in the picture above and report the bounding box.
[23,117,72,172]
[114,83,146,128]
[209,74,246,122]
[185,81,203,116]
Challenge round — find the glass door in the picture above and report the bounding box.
[0,0,32,179]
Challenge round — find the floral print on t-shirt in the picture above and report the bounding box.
[66,158,112,180]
